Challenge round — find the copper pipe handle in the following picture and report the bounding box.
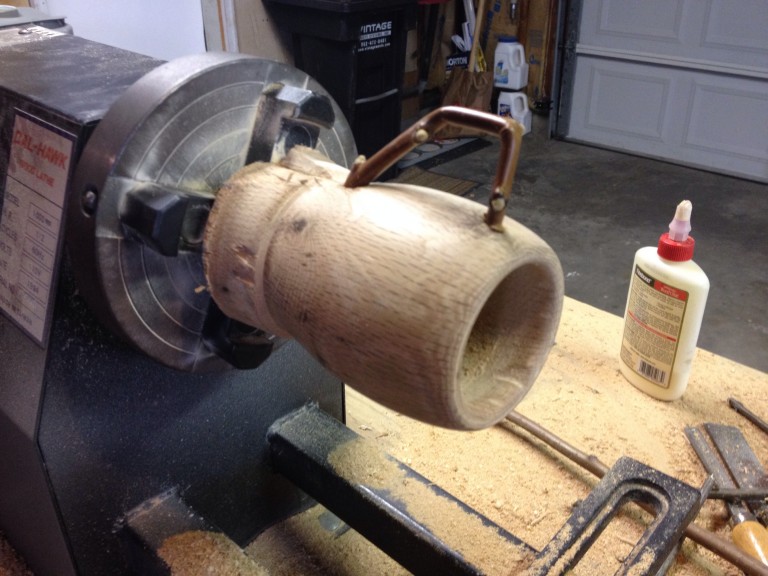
[344,106,525,231]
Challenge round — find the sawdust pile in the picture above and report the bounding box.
[158,531,268,576]
[246,505,406,576]
[337,299,767,575]
[327,437,533,574]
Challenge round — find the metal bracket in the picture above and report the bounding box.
[201,300,277,370]
[527,456,708,576]
[119,182,214,257]
[247,83,335,165]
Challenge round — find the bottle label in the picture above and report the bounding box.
[494,61,509,85]
[620,264,688,388]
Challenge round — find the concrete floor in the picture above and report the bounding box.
[422,114,768,374]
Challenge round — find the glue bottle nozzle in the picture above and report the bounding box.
[668,200,692,242]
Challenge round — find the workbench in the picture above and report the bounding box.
[3,298,767,575]
[247,297,767,576]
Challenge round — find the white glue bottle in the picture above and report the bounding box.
[619,200,710,401]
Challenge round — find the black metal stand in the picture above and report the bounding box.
[268,404,534,575]
[266,405,708,576]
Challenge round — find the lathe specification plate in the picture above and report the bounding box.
[0,111,73,346]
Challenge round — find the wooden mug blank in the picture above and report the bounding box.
[204,131,563,429]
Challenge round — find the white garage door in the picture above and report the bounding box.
[559,0,768,183]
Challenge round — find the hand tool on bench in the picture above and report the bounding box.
[729,398,768,438]
[685,426,768,565]
[711,487,768,503]
[705,423,768,526]
[504,411,768,576]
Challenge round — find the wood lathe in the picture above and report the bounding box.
[0,24,720,576]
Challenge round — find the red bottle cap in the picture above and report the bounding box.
[657,232,695,261]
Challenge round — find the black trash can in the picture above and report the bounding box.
[266,0,417,161]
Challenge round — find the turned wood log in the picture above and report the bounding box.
[204,146,563,430]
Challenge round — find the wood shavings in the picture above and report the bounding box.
[158,531,268,576]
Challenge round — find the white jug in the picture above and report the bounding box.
[493,37,528,90]
[498,91,531,135]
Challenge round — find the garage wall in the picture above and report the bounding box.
[38,0,206,60]
[558,0,768,183]
[33,0,290,63]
